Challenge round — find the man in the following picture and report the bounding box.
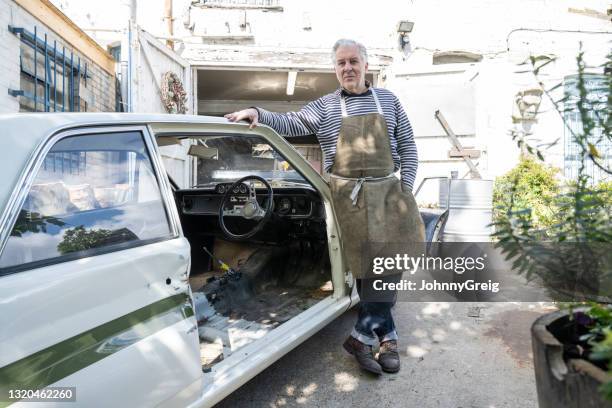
[225,39,425,375]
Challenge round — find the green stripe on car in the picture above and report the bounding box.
[0,293,194,406]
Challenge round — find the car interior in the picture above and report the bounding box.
[162,134,335,370]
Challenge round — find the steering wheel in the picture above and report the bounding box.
[218,175,274,240]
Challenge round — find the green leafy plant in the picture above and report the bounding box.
[492,48,611,400]
[492,48,611,295]
[565,303,612,400]
[57,226,113,254]
[593,330,612,399]
[10,210,65,236]
[493,157,560,231]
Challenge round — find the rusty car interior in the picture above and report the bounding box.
[162,134,334,370]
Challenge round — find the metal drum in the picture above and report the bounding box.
[439,179,494,242]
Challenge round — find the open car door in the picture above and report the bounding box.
[150,120,355,407]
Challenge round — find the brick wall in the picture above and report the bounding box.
[0,1,21,113]
[0,0,116,113]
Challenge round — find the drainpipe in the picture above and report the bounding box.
[127,0,137,112]
[164,0,174,50]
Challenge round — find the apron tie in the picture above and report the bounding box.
[350,178,366,206]
[331,173,396,206]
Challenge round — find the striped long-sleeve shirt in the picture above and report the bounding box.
[256,87,418,190]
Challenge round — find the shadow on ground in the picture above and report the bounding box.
[214,302,552,408]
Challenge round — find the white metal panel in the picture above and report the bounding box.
[135,29,191,114]
[439,179,494,242]
[160,140,192,188]
[0,239,189,365]
[0,238,202,407]
[392,71,476,137]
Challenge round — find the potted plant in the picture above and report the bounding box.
[492,48,611,406]
[532,304,611,408]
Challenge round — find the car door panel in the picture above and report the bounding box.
[0,126,202,407]
[45,315,201,408]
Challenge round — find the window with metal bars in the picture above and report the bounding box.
[8,25,88,112]
[43,152,87,176]
[563,74,610,184]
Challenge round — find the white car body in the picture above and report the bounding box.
[0,113,356,407]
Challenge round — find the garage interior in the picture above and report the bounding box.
[195,68,376,174]
[196,69,376,116]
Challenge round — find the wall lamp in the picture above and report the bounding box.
[397,20,414,34]
[397,21,414,54]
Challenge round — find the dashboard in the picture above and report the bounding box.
[177,183,320,219]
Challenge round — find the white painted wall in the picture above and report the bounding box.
[388,0,611,193]
[49,0,612,193]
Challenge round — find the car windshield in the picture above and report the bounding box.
[181,135,308,187]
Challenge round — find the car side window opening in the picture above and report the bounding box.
[190,135,308,187]
[0,131,173,272]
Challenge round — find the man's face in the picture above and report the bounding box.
[334,45,368,93]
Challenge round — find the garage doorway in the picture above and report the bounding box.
[194,68,377,176]
[195,68,376,115]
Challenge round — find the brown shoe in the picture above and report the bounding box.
[343,336,383,375]
[377,340,400,373]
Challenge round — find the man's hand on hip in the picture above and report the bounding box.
[224,108,259,129]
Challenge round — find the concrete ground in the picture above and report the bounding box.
[215,302,555,408]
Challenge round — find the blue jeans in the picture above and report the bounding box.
[351,274,401,346]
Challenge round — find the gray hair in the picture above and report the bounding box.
[331,39,368,64]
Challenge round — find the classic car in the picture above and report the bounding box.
[0,113,447,407]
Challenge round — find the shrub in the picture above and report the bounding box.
[493,157,560,231]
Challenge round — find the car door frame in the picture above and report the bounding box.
[148,121,351,299]
[148,121,358,408]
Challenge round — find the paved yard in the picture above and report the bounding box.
[215,302,554,408]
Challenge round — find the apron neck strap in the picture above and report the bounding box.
[371,88,383,115]
[340,94,348,117]
[340,87,383,117]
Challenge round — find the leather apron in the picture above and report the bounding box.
[330,88,425,279]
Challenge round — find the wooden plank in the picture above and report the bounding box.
[435,110,482,178]
[448,148,481,159]
[568,7,611,21]
[14,0,115,75]
[140,29,190,69]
